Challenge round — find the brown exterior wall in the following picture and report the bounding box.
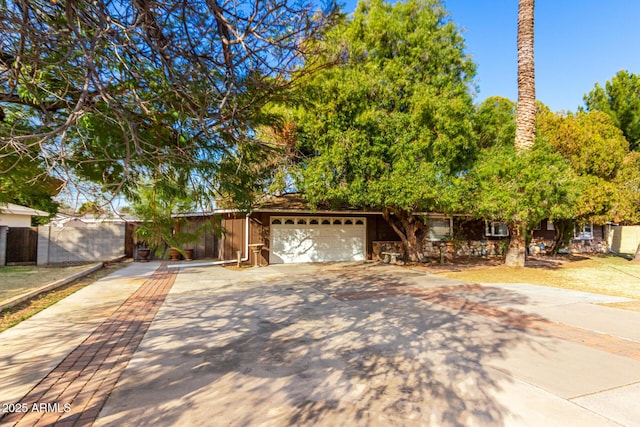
[455,218,486,241]
[249,213,269,266]
[219,214,247,262]
[531,219,555,241]
[181,217,219,260]
[189,212,611,265]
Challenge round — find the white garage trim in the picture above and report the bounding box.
[269,216,366,264]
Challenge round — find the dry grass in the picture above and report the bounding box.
[0,263,124,332]
[434,255,640,311]
[0,263,96,301]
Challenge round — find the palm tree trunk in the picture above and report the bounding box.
[514,0,536,152]
[505,0,535,268]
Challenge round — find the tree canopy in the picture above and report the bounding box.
[473,96,517,149]
[464,141,578,231]
[289,0,476,261]
[0,146,60,222]
[0,0,338,207]
[583,70,640,151]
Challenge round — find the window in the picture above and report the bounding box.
[321,219,330,225]
[333,219,342,225]
[297,219,307,225]
[271,219,281,225]
[427,218,452,241]
[344,219,353,225]
[485,221,509,237]
[310,219,319,225]
[285,219,294,224]
[355,219,364,225]
[574,223,593,240]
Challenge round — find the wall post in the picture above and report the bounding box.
[0,226,8,267]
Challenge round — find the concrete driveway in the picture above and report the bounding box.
[2,261,640,426]
[100,262,640,426]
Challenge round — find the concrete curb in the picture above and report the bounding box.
[0,262,104,312]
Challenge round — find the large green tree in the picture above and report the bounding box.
[583,70,640,151]
[0,112,60,220]
[464,141,579,250]
[0,154,60,222]
[473,96,517,149]
[0,0,338,207]
[291,0,476,262]
[536,109,631,252]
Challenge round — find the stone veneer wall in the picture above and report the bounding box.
[374,235,608,262]
[528,236,609,255]
[372,239,508,262]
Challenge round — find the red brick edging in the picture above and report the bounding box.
[1,263,177,427]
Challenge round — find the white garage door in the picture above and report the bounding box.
[269,216,366,264]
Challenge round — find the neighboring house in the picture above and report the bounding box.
[0,204,49,266]
[0,203,49,227]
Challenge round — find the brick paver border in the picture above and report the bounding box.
[1,263,177,427]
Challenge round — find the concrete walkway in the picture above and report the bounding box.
[0,261,168,426]
[1,262,640,426]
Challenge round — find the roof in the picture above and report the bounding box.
[253,194,380,214]
[173,194,452,217]
[0,203,49,217]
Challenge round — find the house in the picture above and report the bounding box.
[179,195,507,265]
[178,195,612,265]
[0,204,49,266]
[177,196,399,265]
[0,203,49,227]
[529,219,609,254]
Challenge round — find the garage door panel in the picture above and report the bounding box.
[270,228,315,263]
[270,217,366,264]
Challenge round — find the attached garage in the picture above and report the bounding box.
[269,216,366,264]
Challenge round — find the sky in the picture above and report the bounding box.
[341,0,640,113]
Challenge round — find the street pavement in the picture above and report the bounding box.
[1,261,639,426]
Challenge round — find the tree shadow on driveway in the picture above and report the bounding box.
[96,264,546,426]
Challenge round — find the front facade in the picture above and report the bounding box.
[208,206,453,265]
[209,211,397,266]
[185,197,610,265]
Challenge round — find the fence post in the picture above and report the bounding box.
[37,225,50,266]
[0,226,8,267]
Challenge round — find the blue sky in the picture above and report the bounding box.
[341,0,640,112]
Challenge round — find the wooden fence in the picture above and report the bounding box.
[6,227,38,264]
